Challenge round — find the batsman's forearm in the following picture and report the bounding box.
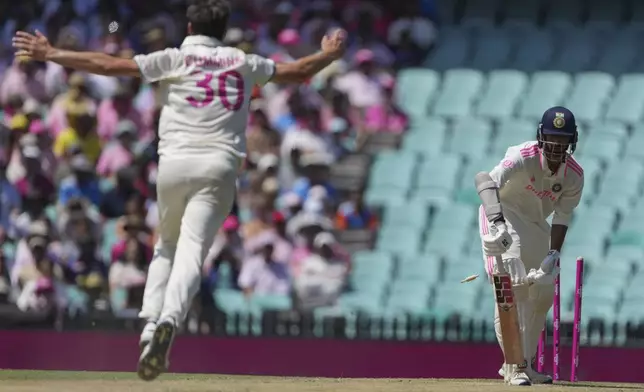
[550,224,568,252]
[45,48,130,76]
[475,172,505,223]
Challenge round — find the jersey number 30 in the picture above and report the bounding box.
[186,70,244,111]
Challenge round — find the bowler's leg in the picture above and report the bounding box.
[138,171,186,338]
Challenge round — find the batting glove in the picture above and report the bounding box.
[540,250,560,274]
[482,222,513,257]
[526,266,560,286]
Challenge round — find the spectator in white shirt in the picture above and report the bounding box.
[294,232,348,310]
[238,235,290,297]
[333,49,386,109]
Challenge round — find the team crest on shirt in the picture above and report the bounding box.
[553,113,566,128]
[552,183,562,193]
[530,176,535,183]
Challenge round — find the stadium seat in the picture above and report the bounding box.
[395,69,441,118]
[252,294,292,311]
[216,263,234,289]
[366,152,418,206]
[412,153,462,203]
[398,254,442,284]
[502,0,541,23]
[470,28,512,71]
[430,202,476,232]
[605,74,644,124]
[567,206,615,247]
[572,156,601,197]
[352,250,394,272]
[564,73,615,123]
[385,291,430,315]
[594,160,643,213]
[577,132,623,164]
[459,156,500,188]
[493,119,534,153]
[425,224,471,257]
[407,116,447,134]
[364,187,407,207]
[435,0,459,24]
[389,279,431,298]
[432,283,480,315]
[350,274,389,296]
[548,28,597,73]
[624,125,644,162]
[214,289,260,333]
[424,27,470,71]
[383,201,431,231]
[462,0,501,22]
[560,242,603,267]
[632,1,644,24]
[446,117,493,159]
[545,0,583,24]
[509,28,555,72]
[606,245,644,267]
[476,70,528,120]
[376,227,423,257]
[586,0,624,25]
[401,126,446,157]
[596,27,642,75]
[338,292,383,314]
[432,69,485,118]
[517,72,572,120]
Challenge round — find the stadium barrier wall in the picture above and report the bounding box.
[0,331,641,382]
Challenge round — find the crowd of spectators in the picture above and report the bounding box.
[0,0,436,327]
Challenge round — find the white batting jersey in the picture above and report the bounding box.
[133,35,275,158]
[489,141,584,226]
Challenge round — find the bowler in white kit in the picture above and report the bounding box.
[13,0,347,381]
[477,107,584,385]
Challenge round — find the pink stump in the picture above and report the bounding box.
[571,257,584,382]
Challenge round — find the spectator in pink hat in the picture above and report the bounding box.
[363,74,409,134]
[333,49,388,109]
[203,215,245,289]
[273,29,301,62]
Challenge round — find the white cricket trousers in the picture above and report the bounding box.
[139,151,239,326]
[478,205,554,363]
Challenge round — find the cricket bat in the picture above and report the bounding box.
[493,255,524,365]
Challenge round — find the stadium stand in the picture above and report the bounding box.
[2,0,644,347]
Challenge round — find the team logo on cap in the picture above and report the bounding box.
[553,112,566,128]
[552,183,562,193]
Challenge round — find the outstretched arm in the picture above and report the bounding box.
[13,30,141,77]
[271,28,346,84]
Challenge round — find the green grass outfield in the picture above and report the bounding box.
[1,370,643,391]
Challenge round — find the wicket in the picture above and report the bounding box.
[536,257,584,382]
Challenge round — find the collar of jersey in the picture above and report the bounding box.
[181,35,222,48]
[539,150,565,179]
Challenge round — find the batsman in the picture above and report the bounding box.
[475,107,584,385]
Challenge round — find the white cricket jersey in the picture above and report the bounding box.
[489,141,584,226]
[133,35,276,159]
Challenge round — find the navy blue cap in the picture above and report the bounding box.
[540,106,576,135]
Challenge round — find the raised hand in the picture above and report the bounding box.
[12,30,52,62]
[321,28,347,60]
